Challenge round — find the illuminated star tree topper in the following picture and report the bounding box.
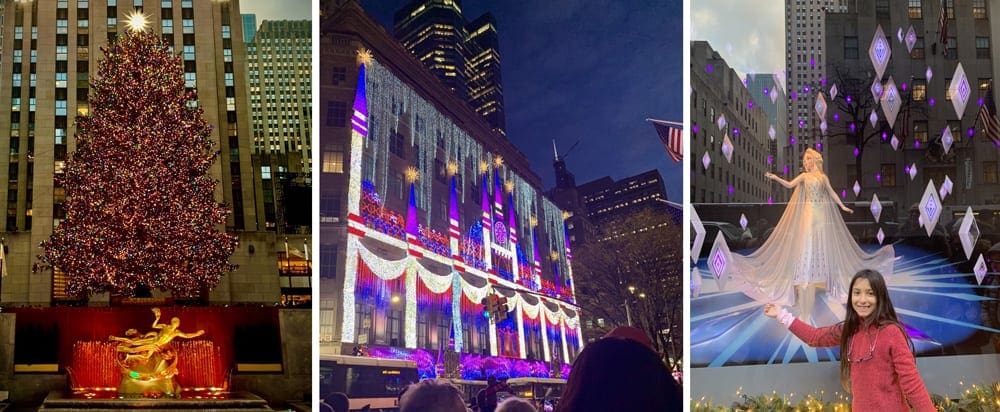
[41,29,237,297]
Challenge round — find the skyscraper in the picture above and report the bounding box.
[0,0,273,304]
[393,0,507,136]
[785,0,849,172]
[241,13,257,43]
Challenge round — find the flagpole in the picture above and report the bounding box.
[646,118,683,127]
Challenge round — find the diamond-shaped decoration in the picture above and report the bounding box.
[831,84,838,100]
[722,134,734,163]
[871,79,884,103]
[943,175,954,194]
[768,125,776,140]
[869,110,879,127]
[868,25,891,80]
[881,76,901,126]
[871,193,882,222]
[691,206,706,265]
[770,88,778,103]
[939,185,948,200]
[815,92,828,121]
[708,231,733,290]
[739,213,748,230]
[853,181,861,197]
[897,27,903,43]
[702,151,711,170]
[974,254,988,285]
[820,120,828,134]
[958,206,981,260]
[926,66,933,82]
[891,135,900,150]
[717,114,727,131]
[908,163,918,180]
[919,181,942,237]
[906,26,917,53]
[941,126,954,154]
[877,228,885,244]
[949,63,971,120]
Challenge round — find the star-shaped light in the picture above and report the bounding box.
[493,155,505,168]
[357,48,374,66]
[404,166,420,183]
[126,11,149,32]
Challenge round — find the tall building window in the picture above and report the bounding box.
[912,79,926,101]
[984,161,999,184]
[914,121,928,142]
[322,146,344,173]
[944,0,954,18]
[875,0,889,19]
[389,130,406,158]
[319,244,337,279]
[908,0,922,18]
[325,100,345,127]
[911,37,924,59]
[332,67,346,85]
[976,37,990,59]
[945,78,953,100]
[320,193,340,219]
[844,36,858,59]
[973,0,987,19]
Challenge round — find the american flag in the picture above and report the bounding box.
[938,1,949,56]
[980,81,1000,146]
[649,119,683,163]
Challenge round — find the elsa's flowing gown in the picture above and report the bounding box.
[731,171,895,306]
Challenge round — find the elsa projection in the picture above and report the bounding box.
[729,148,895,319]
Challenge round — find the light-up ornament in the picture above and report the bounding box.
[702,152,711,170]
[958,206,981,260]
[974,255,988,285]
[493,155,505,169]
[896,27,904,43]
[717,114,726,131]
[125,11,150,32]
[815,92,828,121]
[869,110,878,127]
[868,25,891,80]
[690,206,706,265]
[770,88,778,103]
[768,125,776,140]
[881,76,901,126]
[871,80,884,104]
[891,135,900,150]
[405,166,420,184]
[908,163,918,180]
[739,214,748,230]
[941,126,954,154]
[707,232,732,290]
[949,63,971,120]
[905,26,917,53]
[721,134,734,163]
[877,226,885,245]
[852,181,861,197]
[943,175,954,195]
[830,84,838,100]
[926,66,933,82]
[871,193,882,222]
[919,181,942,237]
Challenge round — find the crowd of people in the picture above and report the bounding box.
[320,326,682,412]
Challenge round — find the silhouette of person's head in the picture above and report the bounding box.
[399,379,467,412]
[324,392,350,412]
[556,337,682,412]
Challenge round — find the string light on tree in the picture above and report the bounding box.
[125,11,149,32]
[41,30,237,297]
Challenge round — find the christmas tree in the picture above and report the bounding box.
[41,24,237,298]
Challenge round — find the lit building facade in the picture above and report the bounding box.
[393,0,507,136]
[746,73,789,201]
[321,2,581,379]
[0,0,292,306]
[691,41,772,204]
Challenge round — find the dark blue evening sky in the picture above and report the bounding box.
[359,0,684,201]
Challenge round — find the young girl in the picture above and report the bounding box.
[764,269,934,411]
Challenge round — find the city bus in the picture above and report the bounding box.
[319,354,419,411]
[440,378,487,406]
[502,377,566,407]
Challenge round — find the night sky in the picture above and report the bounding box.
[358,0,684,200]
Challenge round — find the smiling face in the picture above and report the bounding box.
[850,278,877,319]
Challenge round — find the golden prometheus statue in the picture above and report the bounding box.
[109,307,204,397]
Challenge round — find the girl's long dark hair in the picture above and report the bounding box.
[838,269,913,391]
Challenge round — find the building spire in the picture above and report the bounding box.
[553,139,559,162]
